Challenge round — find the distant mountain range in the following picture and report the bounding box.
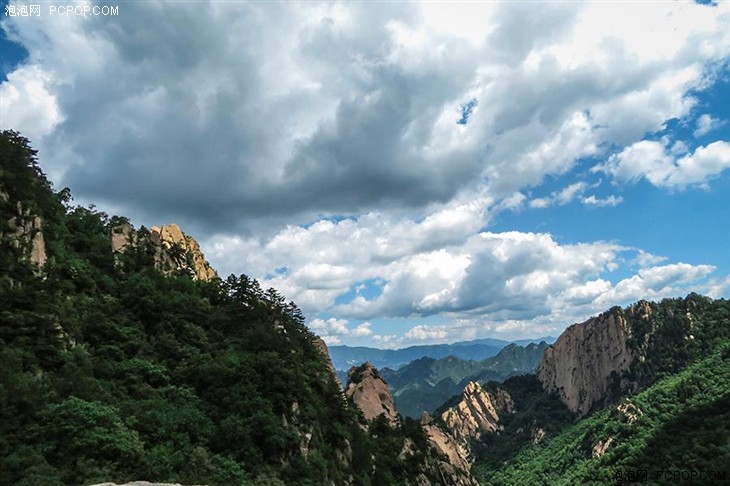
[380,341,550,417]
[328,336,555,372]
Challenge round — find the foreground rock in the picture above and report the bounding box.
[345,362,399,426]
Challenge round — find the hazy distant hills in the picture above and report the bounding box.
[328,336,555,372]
[380,342,551,417]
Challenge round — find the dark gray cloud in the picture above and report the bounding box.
[34,1,484,235]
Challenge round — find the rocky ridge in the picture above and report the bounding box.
[441,381,514,446]
[536,303,646,417]
[313,337,342,389]
[111,222,217,281]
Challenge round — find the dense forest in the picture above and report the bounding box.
[0,130,444,485]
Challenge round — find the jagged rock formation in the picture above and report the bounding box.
[421,412,476,485]
[1,194,47,272]
[313,336,341,389]
[345,363,478,485]
[537,305,640,417]
[111,222,217,281]
[345,362,399,426]
[441,381,514,446]
[150,224,217,281]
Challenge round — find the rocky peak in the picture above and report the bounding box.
[441,381,514,450]
[150,224,217,281]
[111,223,217,281]
[537,307,635,417]
[345,362,398,426]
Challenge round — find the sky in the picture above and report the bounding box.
[1,1,729,348]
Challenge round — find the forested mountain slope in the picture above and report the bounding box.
[466,295,730,483]
[0,130,468,485]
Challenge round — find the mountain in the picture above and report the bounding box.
[379,341,549,418]
[328,336,552,372]
[328,342,507,372]
[480,343,730,484]
[510,336,556,346]
[0,130,474,486]
[427,294,730,484]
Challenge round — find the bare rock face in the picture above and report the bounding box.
[150,224,217,281]
[345,362,398,426]
[111,223,217,281]
[537,306,638,417]
[421,412,471,474]
[111,222,137,253]
[441,381,514,446]
[420,413,479,486]
[3,199,47,273]
[312,336,341,389]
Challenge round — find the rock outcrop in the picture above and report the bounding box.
[345,363,478,485]
[537,305,639,417]
[614,400,643,424]
[2,197,47,272]
[313,336,341,389]
[421,412,475,484]
[345,362,399,426]
[111,223,217,281]
[441,381,514,446]
[150,224,217,281]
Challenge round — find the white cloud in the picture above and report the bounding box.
[694,114,725,137]
[0,65,62,145]
[206,195,720,345]
[526,181,622,209]
[631,250,668,268]
[590,262,716,308]
[309,318,373,340]
[1,1,727,345]
[529,181,592,208]
[706,275,730,299]
[582,195,623,207]
[639,263,715,291]
[598,139,730,188]
[404,325,448,341]
[309,317,350,335]
[667,141,730,187]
